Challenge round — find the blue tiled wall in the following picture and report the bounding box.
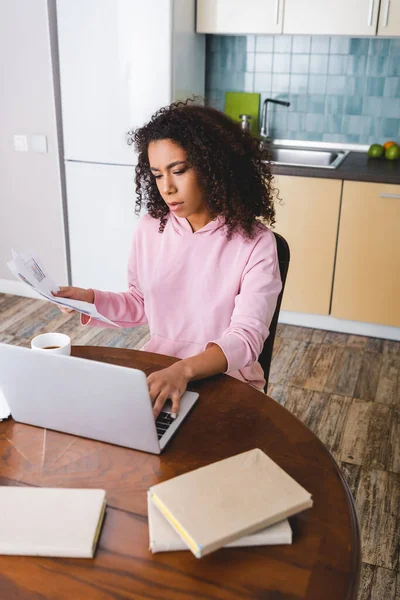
[206,36,400,144]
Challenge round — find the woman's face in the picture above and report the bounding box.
[148,139,211,228]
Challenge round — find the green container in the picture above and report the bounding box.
[224,91,260,137]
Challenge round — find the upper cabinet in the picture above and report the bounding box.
[196,0,283,34]
[283,0,379,36]
[377,0,400,36]
[197,0,400,36]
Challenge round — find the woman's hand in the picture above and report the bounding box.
[147,361,192,419]
[52,286,94,314]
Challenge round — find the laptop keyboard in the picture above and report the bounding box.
[156,411,175,440]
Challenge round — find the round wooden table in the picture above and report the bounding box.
[0,346,360,599]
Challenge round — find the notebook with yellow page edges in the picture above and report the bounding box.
[149,448,312,558]
[0,487,106,558]
[147,491,292,553]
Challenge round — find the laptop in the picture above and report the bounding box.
[0,343,199,454]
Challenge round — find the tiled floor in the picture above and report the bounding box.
[1,292,399,599]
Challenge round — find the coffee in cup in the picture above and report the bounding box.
[31,333,71,356]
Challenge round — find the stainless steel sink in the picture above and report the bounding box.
[267,146,349,169]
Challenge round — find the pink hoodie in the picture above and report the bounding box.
[83,213,282,390]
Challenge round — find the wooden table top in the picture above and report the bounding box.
[0,346,360,600]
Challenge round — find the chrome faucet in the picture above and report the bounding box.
[260,98,290,141]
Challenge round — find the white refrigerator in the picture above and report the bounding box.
[56,0,205,291]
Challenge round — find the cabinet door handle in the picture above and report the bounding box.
[379,193,400,199]
[383,0,391,26]
[275,0,280,25]
[368,0,375,26]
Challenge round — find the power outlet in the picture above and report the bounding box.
[30,134,48,153]
[13,135,28,152]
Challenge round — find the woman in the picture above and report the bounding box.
[54,100,282,418]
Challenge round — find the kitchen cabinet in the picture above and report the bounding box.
[197,0,396,36]
[272,176,342,315]
[377,0,400,36]
[331,181,400,328]
[196,0,283,34]
[283,0,380,35]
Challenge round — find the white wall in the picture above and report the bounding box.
[0,0,69,296]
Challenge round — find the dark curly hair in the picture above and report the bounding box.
[133,98,277,239]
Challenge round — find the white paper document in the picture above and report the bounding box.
[7,249,119,327]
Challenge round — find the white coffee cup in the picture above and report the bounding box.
[31,333,71,356]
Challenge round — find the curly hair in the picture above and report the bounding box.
[133,98,277,239]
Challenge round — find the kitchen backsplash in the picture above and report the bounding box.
[205,35,400,145]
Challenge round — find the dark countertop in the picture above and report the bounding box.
[271,151,400,184]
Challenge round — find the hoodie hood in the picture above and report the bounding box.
[168,212,226,236]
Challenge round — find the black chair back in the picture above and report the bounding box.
[258,232,290,392]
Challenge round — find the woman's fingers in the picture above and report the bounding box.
[170,391,180,419]
[152,390,169,419]
[148,384,181,420]
[52,286,95,304]
[147,366,187,420]
[59,306,75,314]
[53,286,75,298]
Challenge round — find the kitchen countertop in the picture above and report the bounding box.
[271,151,400,185]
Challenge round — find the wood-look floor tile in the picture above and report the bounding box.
[281,340,311,385]
[281,386,314,420]
[0,293,26,312]
[355,468,399,571]
[370,567,399,600]
[363,404,393,471]
[289,326,314,342]
[292,344,338,392]
[347,335,368,350]
[0,297,41,334]
[275,323,297,338]
[119,324,151,348]
[339,462,361,498]
[132,329,150,350]
[324,347,363,397]
[357,563,375,600]
[0,334,13,344]
[271,335,283,356]
[3,336,31,347]
[354,352,384,402]
[11,302,62,339]
[68,322,111,345]
[375,355,400,406]
[301,391,330,434]
[384,340,400,357]
[339,400,372,464]
[269,338,307,384]
[35,309,82,337]
[266,383,287,405]
[322,331,349,346]
[310,329,327,344]
[341,401,400,474]
[365,338,385,354]
[313,395,352,460]
[277,324,313,341]
[388,407,400,475]
[290,344,321,388]
[82,324,150,349]
[357,564,399,600]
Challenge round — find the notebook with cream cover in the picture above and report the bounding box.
[149,448,312,558]
[147,492,292,553]
[0,487,106,558]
